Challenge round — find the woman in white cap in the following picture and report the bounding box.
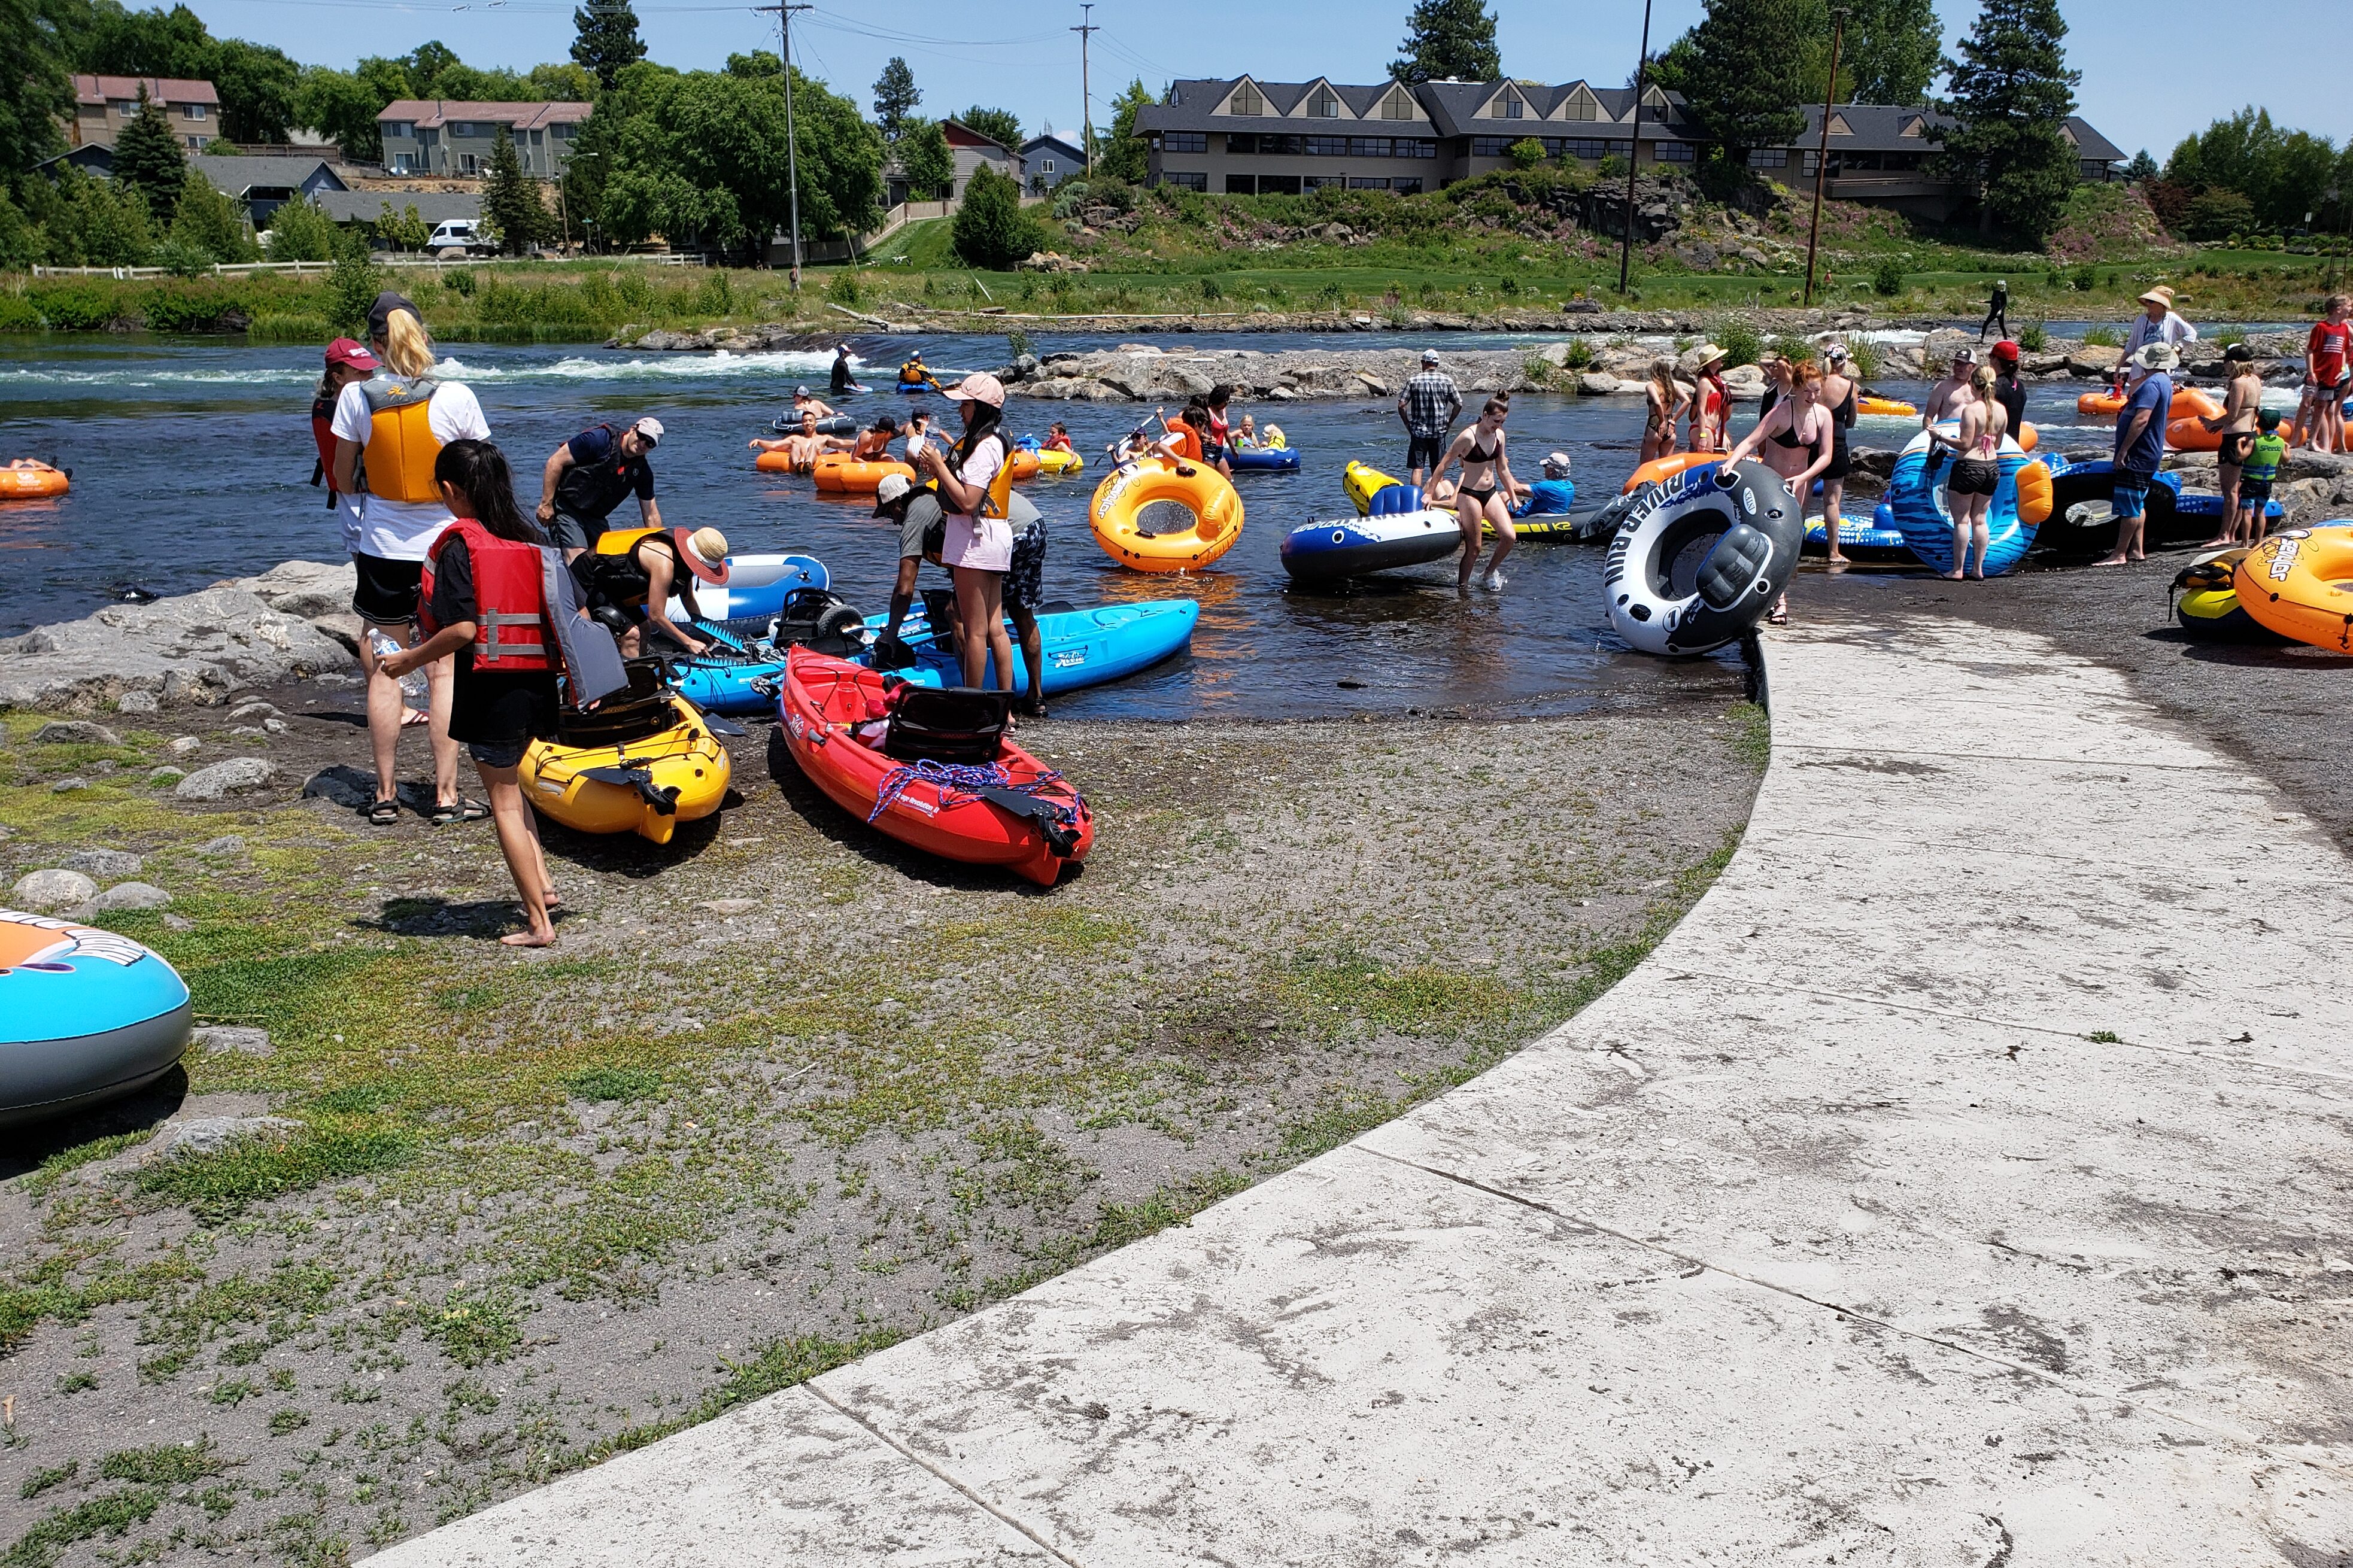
[914,371,1018,692]
[570,524,731,656]
[328,290,491,827]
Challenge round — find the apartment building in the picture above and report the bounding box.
[69,75,220,151]
[375,100,591,178]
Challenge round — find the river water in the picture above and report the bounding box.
[0,331,2112,720]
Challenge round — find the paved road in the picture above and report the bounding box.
[375,613,2353,1567]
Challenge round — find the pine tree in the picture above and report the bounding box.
[570,0,645,90]
[1939,0,2079,241]
[1681,0,1810,169]
[2124,149,2157,183]
[950,164,1042,269]
[112,88,189,225]
[480,124,544,255]
[1389,0,1501,84]
[872,57,919,142]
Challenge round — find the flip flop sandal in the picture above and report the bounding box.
[366,798,401,826]
[400,707,431,728]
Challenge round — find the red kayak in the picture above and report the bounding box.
[779,648,1093,886]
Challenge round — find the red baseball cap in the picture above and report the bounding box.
[325,338,379,370]
[1991,339,2020,362]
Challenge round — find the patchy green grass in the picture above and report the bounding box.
[136,1125,414,1222]
[2,1488,162,1568]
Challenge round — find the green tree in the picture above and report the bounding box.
[374,200,432,252]
[901,118,952,199]
[957,105,1022,150]
[22,166,152,264]
[211,38,299,142]
[402,41,460,97]
[71,4,298,144]
[262,195,337,259]
[1389,0,1501,83]
[872,56,919,141]
[2166,108,2344,232]
[294,66,387,161]
[326,226,382,333]
[1938,0,2080,242]
[1506,136,1546,169]
[1830,0,1944,105]
[2124,148,2157,183]
[1095,78,1152,184]
[951,163,1042,268]
[480,124,544,255]
[529,62,594,100]
[570,0,644,89]
[0,0,78,178]
[1629,37,1699,94]
[166,166,254,260]
[1681,0,1809,169]
[111,87,189,222]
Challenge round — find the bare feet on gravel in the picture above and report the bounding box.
[502,922,557,948]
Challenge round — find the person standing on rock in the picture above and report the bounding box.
[329,290,490,828]
[2299,294,2351,454]
[1689,346,1730,453]
[535,417,664,562]
[2121,288,2196,393]
[1979,279,2009,342]
[1816,345,1860,566]
[382,440,561,946]
[2093,341,2175,569]
[2198,344,2264,548]
[1398,349,1461,488]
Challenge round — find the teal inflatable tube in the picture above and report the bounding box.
[870,598,1200,694]
[2,911,191,1126]
[1886,426,2042,576]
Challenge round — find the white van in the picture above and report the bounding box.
[426,220,493,256]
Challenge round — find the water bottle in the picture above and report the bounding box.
[368,629,429,710]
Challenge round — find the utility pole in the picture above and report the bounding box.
[1072,3,1098,178]
[1617,0,1653,296]
[1803,8,1844,307]
[760,2,813,288]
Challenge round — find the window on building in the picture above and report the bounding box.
[1382,87,1414,120]
[1223,174,1256,194]
[1303,136,1346,156]
[1654,141,1695,162]
[1310,88,1338,118]
[384,121,412,139]
[1500,95,1522,119]
[1565,93,1596,121]
[1471,136,1511,158]
[113,100,134,116]
[458,153,479,174]
[1560,139,1616,159]
[1304,174,1344,189]
[1228,83,1264,116]
[1257,174,1301,195]
[1344,138,1391,157]
[1392,177,1422,194]
[1040,159,1056,173]
[1163,170,1207,190]
[1347,177,1389,190]
[183,104,207,120]
[1164,131,1207,154]
[449,122,473,137]
[1747,148,1786,168]
[1399,138,1436,158]
[390,153,417,173]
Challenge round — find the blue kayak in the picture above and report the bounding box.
[870,598,1200,694]
[674,598,1199,714]
[1228,446,1300,472]
[662,554,828,627]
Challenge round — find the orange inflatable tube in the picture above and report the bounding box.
[812,455,916,494]
[2233,530,2353,651]
[0,460,69,499]
[754,449,806,475]
[1006,448,1042,482]
[1621,451,1716,494]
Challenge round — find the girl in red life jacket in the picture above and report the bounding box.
[311,338,380,522]
[382,439,562,946]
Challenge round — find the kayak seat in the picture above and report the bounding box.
[552,660,675,747]
[1367,483,1424,518]
[775,587,868,656]
[883,686,1009,764]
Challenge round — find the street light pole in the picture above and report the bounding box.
[761,2,813,288]
[1617,0,1653,295]
[1803,8,1844,307]
[1073,3,1098,179]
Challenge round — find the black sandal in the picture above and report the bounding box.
[429,798,491,826]
[365,798,400,826]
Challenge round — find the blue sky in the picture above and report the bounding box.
[194,0,2348,166]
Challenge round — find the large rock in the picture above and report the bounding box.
[12,868,98,911]
[2068,345,2125,376]
[145,1116,301,1160]
[223,559,354,621]
[63,848,142,879]
[34,720,120,745]
[193,1025,273,1057]
[0,585,358,713]
[1577,372,1623,396]
[85,881,171,912]
[175,757,275,801]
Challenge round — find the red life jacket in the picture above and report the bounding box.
[311,391,341,494]
[419,519,554,672]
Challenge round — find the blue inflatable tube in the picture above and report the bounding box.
[1886,426,2044,576]
[1804,506,1915,559]
[770,413,855,436]
[1227,446,1301,472]
[2,912,191,1126]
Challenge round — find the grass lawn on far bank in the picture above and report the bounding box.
[1,688,1762,1566]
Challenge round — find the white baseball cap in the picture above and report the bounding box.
[632,417,664,446]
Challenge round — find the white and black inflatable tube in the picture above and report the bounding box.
[1603,460,1803,657]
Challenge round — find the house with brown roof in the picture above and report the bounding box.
[69,75,220,152]
[375,100,590,179]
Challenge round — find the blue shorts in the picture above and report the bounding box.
[2111,475,2153,519]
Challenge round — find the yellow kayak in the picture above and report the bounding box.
[520,693,733,846]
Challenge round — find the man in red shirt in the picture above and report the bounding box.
[2300,293,2351,454]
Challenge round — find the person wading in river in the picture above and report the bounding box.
[1641,358,1688,464]
[1432,396,1521,593]
[1722,361,1834,627]
[1397,349,1461,488]
[1817,344,1860,566]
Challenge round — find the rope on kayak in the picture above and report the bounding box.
[867,758,1082,831]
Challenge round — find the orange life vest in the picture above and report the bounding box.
[419,519,554,672]
[358,376,444,504]
[1165,423,1203,463]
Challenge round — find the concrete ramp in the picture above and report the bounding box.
[377,618,2353,1567]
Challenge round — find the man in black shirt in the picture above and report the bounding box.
[536,417,664,560]
[1990,341,2028,438]
[1979,279,2009,342]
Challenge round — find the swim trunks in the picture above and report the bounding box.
[1948,458,2000,497]
[2218,431,2255,466]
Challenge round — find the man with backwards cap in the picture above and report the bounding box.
[1988,340,2027,439]
[536,416,666,561]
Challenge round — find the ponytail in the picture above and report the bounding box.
[434,439,541,543]
[379,308,436,379]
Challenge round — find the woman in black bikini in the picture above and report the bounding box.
[1818,345,1859,564]
[1434,396,1521,592]
[1722,361,1834,625]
